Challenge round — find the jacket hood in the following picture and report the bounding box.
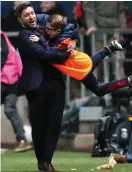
[56,23,79,42]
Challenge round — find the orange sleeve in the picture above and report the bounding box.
[57,38,71,50]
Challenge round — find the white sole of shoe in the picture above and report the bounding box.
[13,145,32,152]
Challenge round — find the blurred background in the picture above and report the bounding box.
[1,1,132,153]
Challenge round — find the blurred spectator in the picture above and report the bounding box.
[112,132,132,163]
[38,1,65,16]
[83,1,126,36]
[74,1,91,56]
[74,1,86,32]
[83,2,127,81]
[1,30,32,152]
[125,1,132,28]
[121,2,132,77]
[121,35,132,76]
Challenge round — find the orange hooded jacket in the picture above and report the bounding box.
[52,38,93,80]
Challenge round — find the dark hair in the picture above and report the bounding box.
[47,14,68,31]
[15,2,33,18]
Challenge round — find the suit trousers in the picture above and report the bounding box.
[26,78,65,163]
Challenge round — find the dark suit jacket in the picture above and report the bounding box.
[17,28,70,95]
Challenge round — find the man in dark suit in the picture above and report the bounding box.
[16,2,76,172]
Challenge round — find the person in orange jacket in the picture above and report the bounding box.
[29,14,132,97]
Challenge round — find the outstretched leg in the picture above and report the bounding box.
[91,40,123,70]
[81,73,132,97]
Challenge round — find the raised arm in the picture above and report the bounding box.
[29,35,69,51]
[18,31,70,63]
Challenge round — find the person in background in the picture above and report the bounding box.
[112,132,132,163]
[74,1,91,55]
[111,90,132,163]
[83,1,126,36]
[83,1,127,82]
[121,2,132,77]
[74,1,86,32]
[1,30,32,152]
[38,1,65,16]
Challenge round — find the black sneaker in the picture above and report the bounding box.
[128,75,132,88]
[107,40,123,53]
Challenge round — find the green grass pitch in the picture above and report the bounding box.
[1,150,132,172]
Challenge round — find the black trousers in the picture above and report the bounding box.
[26,79,65,163]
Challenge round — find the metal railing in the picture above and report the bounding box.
[5,28,132,104]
